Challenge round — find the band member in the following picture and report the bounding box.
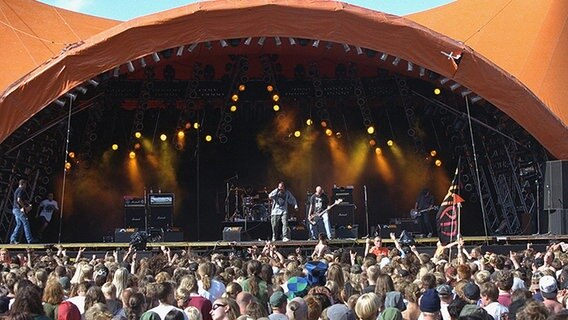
[36,192,59,240]
[308,186,332,240]
[415,188,435,237]
[269,181,298,242]
[10,179,35,244]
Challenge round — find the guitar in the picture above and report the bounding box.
[308,199,343,225]
[409,206,439,219]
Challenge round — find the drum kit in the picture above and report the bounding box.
[228,186,271,221]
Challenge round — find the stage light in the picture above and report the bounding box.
[392,57,401,66]
[129,151,136,159]
[320,121,328,128]
[274,36,282,46]
[244,37,252,45]
[273,104,280,112]
[112,67,119,78]
[367,126,375,135]
[88,79,99,87]
[230,105,237,112]
[76,86,88,94]
[272,94,280,102]
[258,37,266,46]
[188,43,198,52]
[419,66,426,77]
[435,159,442,167]
[126,61,135,72]
[193,123,200,129]
[54,99,66,107]
[65,92,77,100]
[375,147,382,155]
[306,119,313,126]
[470,96,483,103]
[387,140,394,147]
[461,90,473,97]
[343,43,350,52]
[450,83,461,91]
[335,131,342,138]
[68,152,75,159]
[230,94,238,102]
[407,61,413,72]
[152,52,160,63]
[430,150,437,157]
[288,37,296,45]
[160,134,167,142]
[64,162,72,170]
[380,53,389,61]
[369,139,376,146]
[134,143,141,150]
[112,144,119,151]
[434,88,441,95]
[220,39,228,47]
[134,132,142,139]
[325,128,333,137]
[177,131,185,139]
[176,45,184,56]
[356,46,363,55]
[205,135,213,142]
[440,77,450,85]
[294,130,301,138]
[185,122,192,130]
[238,84,246,91]
[312,40,320,47]
[266,85,274,92]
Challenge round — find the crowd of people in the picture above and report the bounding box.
[1,233,568,320]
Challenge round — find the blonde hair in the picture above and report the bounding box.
[355,293,381,320]
[101,282,116,298]
[184,306,202,320]
[112,267,129,298]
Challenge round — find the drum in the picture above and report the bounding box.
[243,196,254,206]
[251,204,269,221]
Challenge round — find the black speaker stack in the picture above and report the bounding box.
[544,161,568,234]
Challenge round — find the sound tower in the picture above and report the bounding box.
[544,161,568,235]
[148,193,174,229]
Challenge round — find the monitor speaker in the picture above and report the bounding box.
[114,228,138,243]
[223,226,242,242]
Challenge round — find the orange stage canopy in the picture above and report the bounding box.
[0,0,566,158]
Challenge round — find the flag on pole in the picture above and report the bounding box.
[436,159,464,245]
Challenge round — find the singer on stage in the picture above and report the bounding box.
[269,181,298,242]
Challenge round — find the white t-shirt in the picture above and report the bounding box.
[198,279,226,302]
[148,303,188,320]
[484,301,508,320]
[39,199,59,222]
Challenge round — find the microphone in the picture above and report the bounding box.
[235,172,239,180]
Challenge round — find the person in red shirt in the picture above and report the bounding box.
[365,236,389,258]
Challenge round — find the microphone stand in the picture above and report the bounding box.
[536,181,540,234]
[364,185,369,237]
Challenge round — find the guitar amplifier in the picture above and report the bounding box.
[390,218,421,234]
[330,204,355,226]
[148,193,174,229]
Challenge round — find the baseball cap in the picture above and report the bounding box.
[436,284,452,296]
[326,304,356,320]
[539,275,558,299]
[463,282,480,301]
[269,291,288,308]
[420,289,441,313]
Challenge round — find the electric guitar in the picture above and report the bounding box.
[409,206,439,219]
[308,199,343,225]
[20,203,32,215]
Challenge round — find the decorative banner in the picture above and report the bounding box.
[436,159,464,245]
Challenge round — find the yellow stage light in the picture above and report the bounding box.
[68,151,75,159]
[434,88,441,95]
[160,134,167,142]
[64,162,72,170]
[294,130,301,138]
[111,144,119,151]
[134,132,142,139]
[134,143,141,150]
[129,151,136,159]
[238,84,246,92]
[435,159,442,167]
[231,94,239,102]
[375,147,382,155]
[266,85,274,92]
[193,123,200,129]
[177,131,185,139]
[273,104,280,112]
[272,94,280,102]
[325,128,333,137]
[205,135,213,142]
[430,150,437,157]
[306,119,313,126]
[320,121,327,128]
[369,139,376,146]
[367,126,375,135]
[387,140,394,147]
[230,105,237,112]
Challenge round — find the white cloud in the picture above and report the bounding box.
[51,0,93,12]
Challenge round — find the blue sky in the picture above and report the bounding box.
[38,0,453,21]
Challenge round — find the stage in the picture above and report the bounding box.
[2,234,567,256]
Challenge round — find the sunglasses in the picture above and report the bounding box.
[212,303,227,310]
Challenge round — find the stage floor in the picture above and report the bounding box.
[2,234,568,251]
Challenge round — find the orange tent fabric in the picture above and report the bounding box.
[0,0,566,159]
[0,0,118,90]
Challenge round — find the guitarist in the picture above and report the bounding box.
[308,186,332,240]
[414,188,435,238]
[9,179,35,244]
